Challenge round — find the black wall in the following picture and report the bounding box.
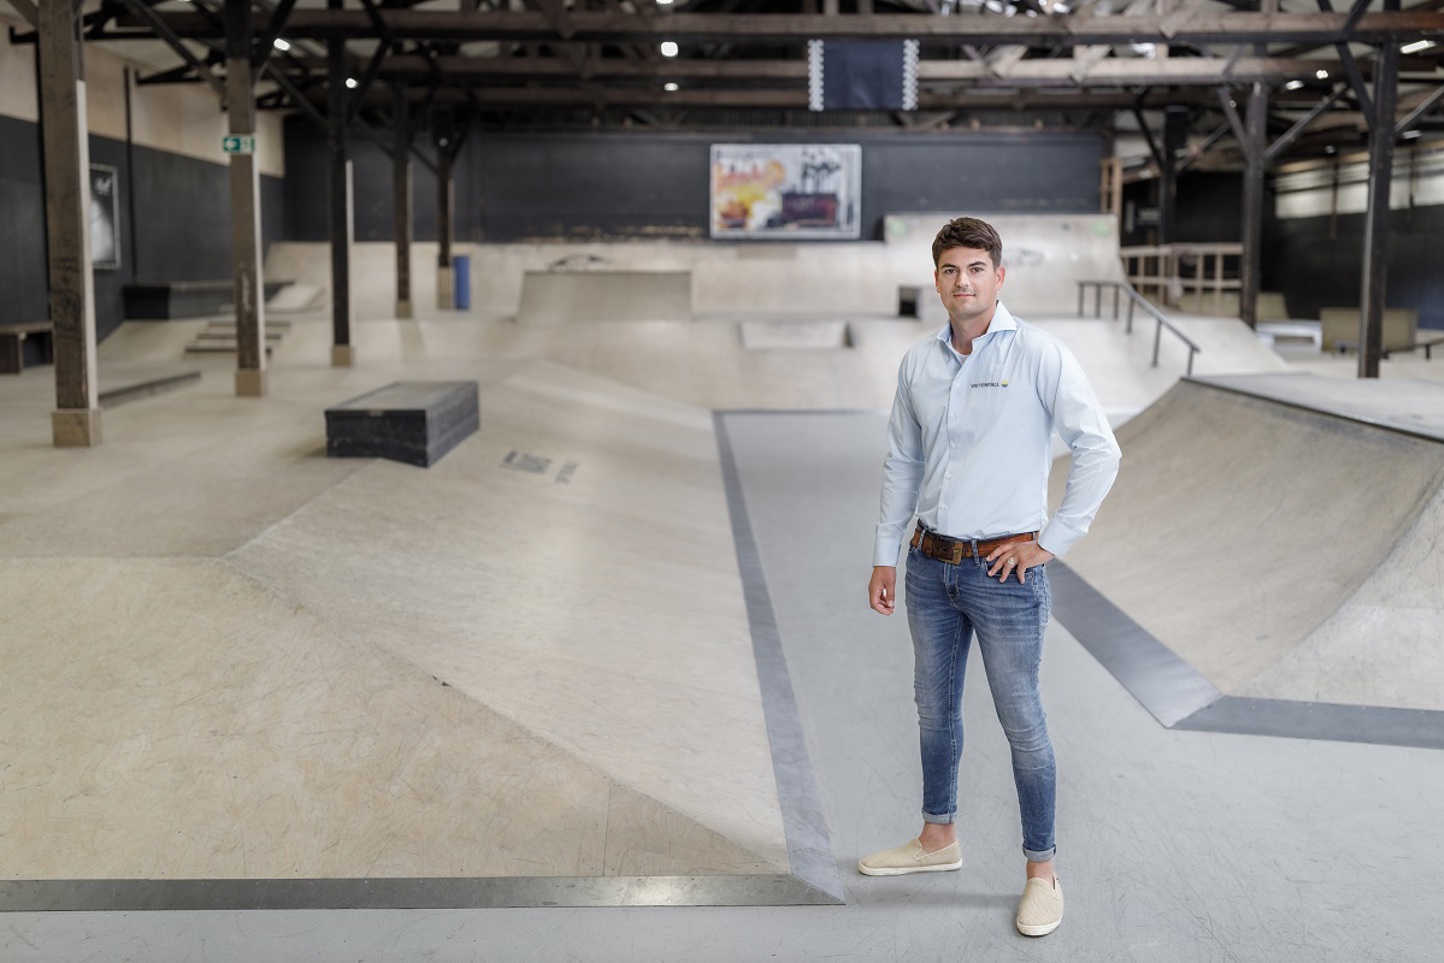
[0,114,50,330]
[0,113,284,345]
[1118,168,1444,333]
[1121,171,1272,248]
[1271,205,1444,331]
[283,119,1105,244]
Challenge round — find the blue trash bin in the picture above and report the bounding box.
[452,254,471,310]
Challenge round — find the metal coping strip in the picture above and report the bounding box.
[1050,560,1444,750]
[0,875,837,913]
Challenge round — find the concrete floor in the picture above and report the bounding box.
[3,403,1441,962]
[3,231,1443,959]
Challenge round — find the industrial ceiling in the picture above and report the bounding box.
[5,0,1443,174]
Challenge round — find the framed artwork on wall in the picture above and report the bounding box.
[709,143,861,240]
[89,163,120,270]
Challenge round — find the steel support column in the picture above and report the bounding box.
[1239,82,1268,330]
[1160,105,1188,245]
[1358,8,1400,378]
[327,22,354,366]
[393,81,413,319]
[39,0,101,446]
[436,142,454,311]
[227,0,267,396]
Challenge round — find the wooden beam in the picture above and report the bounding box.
[297,53,1353,87]
[116,0,227,100]
[133,9,1444,48]
[38,0,102,446]
[361,85,1220,111]
[10,0,38,28]
[226,0,267,397]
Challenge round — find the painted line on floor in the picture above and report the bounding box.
[715,411,847,905]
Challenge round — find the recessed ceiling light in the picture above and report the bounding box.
[664,82,679,92]
[345,78,358,89]
[1284,79,1304,90]
[660,41,679,57]
[1401,39,1436,54]
[273,38,290,52]
[1315,69,1330,80]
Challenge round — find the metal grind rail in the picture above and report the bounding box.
[1077,279,1201,377]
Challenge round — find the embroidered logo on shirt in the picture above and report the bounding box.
[970,381,1009,388]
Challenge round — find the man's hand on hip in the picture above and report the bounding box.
[869,566,897,615]
[985,541,1055,583]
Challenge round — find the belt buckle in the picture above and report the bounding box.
[929,532,964,564]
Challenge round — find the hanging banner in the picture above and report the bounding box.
[808,40,919,112]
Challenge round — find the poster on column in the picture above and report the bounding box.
[709,144,861,240]
[89,163,120,270]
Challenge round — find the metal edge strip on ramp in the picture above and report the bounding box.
[0,875,836,913]
[1051,561,1444,751]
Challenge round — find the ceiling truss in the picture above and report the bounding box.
[6,0,1442,169]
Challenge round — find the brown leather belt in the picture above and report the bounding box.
[910,525,1037,564]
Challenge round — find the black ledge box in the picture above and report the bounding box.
[325,381,479,467]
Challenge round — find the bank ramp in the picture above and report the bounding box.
[1051,373,1444,748]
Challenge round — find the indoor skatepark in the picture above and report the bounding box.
[4,213,1444,960]
[2,1,1444,958]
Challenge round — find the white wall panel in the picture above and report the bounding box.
[1276,148,1444,219]
[0,29,283,178]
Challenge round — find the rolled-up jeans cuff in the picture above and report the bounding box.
[1024,845,1056,863]
[922,811,955,826]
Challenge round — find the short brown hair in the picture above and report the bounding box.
[931,216,1003,270]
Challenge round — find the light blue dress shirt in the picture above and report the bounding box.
[873,302,1122,567]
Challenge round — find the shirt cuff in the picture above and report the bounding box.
[1037,519,1084,558]
[873,536,905,568]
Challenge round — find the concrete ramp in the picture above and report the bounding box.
[517,270,692,324]
[1052,374,1444,746]
[0,348,841,907]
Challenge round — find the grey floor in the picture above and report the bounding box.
[6,408,1441,962]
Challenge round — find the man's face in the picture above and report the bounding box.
[934,245,1005,326]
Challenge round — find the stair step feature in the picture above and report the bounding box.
[184,342,274,355]
[203,320,293,332]
[186,319,289,355]
[194,330,285,341]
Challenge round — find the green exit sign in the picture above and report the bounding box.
[222,135,256,154]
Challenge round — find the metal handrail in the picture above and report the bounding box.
[1076,279,1202,377]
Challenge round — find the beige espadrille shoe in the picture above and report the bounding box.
[857,838,962,877]
[1015,875,1064,936]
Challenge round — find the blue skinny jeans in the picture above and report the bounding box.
[904,543,1057,863]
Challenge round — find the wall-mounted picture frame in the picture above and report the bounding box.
[89,163,120,270]
[709,143,861,240]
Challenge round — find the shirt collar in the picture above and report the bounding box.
[933,301,1018,350]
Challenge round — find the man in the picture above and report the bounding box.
[860,216,1121,937]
